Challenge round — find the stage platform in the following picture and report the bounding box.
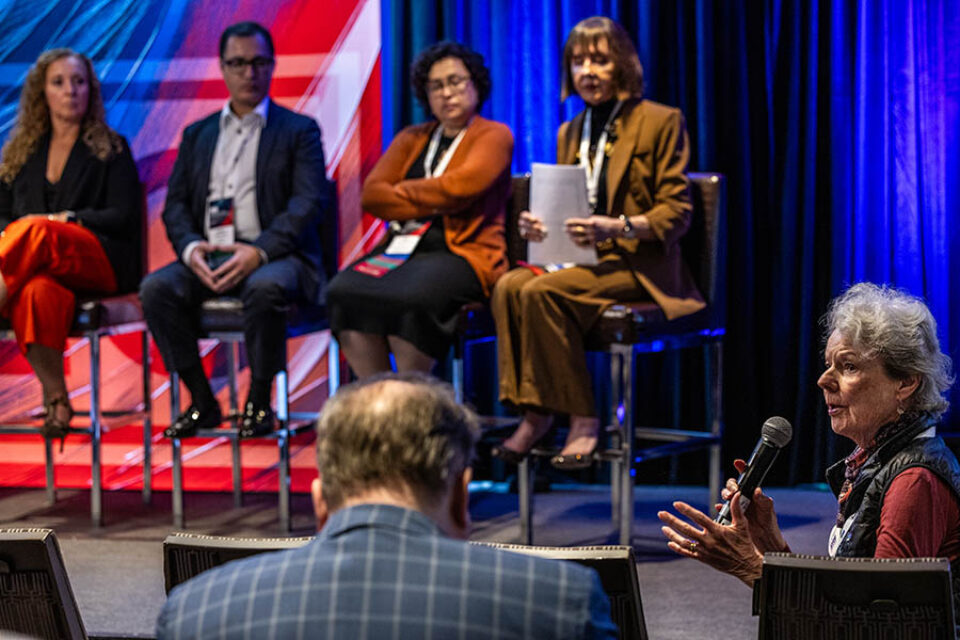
[0,424,318,493]
[0,483,838,639]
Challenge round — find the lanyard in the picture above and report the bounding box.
[578,100,623,210]
[423,120,470,178]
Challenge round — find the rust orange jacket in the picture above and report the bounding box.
[360,116,513,297]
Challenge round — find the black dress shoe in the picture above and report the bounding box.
[491,444,529,465]
[165,405,222,438]
[239,402,275,438]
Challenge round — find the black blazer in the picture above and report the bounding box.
[0,134,143,294]
[162,101,333,303]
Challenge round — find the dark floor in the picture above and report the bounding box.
[0,482,838,639]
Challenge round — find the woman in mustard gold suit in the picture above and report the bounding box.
[492,17,704,469]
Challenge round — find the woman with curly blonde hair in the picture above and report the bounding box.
[0,48,142,447]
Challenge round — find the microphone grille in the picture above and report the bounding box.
[761,416,793,448]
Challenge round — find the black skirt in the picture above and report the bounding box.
[327,221,483,360]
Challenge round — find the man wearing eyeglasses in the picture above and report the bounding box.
[141,21,332,439]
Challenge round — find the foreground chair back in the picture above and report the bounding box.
[0,528,86,640]
[162,532,313,593]
[754,553,956,639]
[476,542,647,639]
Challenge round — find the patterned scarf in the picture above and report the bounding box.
[835,413,914,527]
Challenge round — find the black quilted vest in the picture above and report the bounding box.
[825,413,960,622]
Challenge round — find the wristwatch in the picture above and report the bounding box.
[618,214,636,239]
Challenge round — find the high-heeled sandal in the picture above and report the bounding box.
[492,415,554,465]
[41,396,74,453]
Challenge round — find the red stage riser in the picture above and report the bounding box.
[0,426,318,493]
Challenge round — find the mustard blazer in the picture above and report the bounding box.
[361,116,514,297]
[557,98,705,320]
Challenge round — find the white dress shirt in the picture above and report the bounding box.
[182,97,269,266]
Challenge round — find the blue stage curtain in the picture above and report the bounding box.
[382,0,960,483]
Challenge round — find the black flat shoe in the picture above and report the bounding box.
[491,444,528,465]
[550,445,599,471]
[239,402,275,439]
[165,405,222,438]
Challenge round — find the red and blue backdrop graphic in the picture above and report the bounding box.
[0,0,384,492]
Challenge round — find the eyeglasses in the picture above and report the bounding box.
[426,74,471,95]
[221,57,275,74]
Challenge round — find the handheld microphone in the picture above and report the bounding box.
[715,416,792,525]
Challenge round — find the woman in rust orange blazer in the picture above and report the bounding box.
[492,17,704,469]
[327,42,513,376]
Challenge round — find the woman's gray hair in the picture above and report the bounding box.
[824,282,954,417]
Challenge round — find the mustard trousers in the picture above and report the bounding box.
[491,256,648,416]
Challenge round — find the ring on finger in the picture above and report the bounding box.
[688,540,698,552]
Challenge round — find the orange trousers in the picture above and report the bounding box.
[0,217,116,353]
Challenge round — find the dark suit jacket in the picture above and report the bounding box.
[0,134,143,293]
[156,504,618,640]
[162,101,332,302]
[558,98,705,320]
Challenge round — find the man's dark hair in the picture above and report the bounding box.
[219,21,275,59]
[409,41,491,112]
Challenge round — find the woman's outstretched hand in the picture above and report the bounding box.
[657,488,764,587]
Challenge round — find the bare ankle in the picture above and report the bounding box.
[523,410,553,434]
[569,415,599,438]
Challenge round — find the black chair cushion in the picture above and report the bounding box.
[198,298,329,337]
[455,302,496,342]
[72,293,144,332]
[0,293,144,336]
[585,302,722,349]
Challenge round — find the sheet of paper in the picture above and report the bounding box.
[527,163,597,266]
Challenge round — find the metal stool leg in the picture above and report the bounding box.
[328,334,340,397]
[609,349,622,526]
[170,372,184,528]
[277,370,291,532]
[706,341,723,506]
[227,341,242,508]
[44,438,56,506]
[142,330,152,504]
[231,437,243,508]
[227,342,239,416]
[90,333,102,527]
[518,457,535,546]
[668,350,682,483]
[452,339,465,404]
[616,344,635,546]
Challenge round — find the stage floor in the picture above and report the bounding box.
[0,483,838,639]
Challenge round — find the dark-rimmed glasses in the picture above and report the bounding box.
[426,75,471,95]
[221,57,275,74]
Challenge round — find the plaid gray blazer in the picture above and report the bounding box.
[156,503,617,639]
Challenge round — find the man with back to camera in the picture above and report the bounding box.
[156,373,618,639]
[140,21,332,439]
